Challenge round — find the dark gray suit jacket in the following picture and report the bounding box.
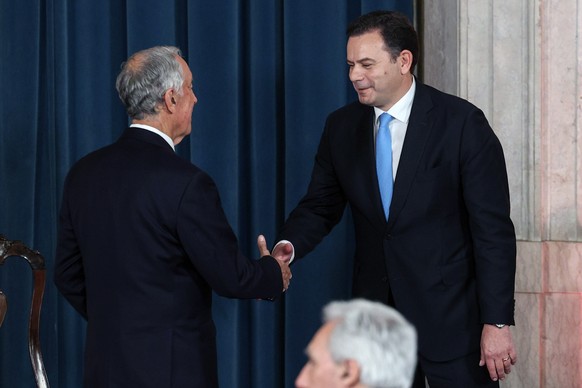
[55,128,282,387]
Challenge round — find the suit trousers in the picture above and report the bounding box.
[412,351,500,388]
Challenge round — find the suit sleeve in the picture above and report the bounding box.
[176,171,283,300]
[461,108,516,324]
[279,117,348,258]
[54,175,88,319]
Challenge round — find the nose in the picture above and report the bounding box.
[294,366,308,388]
[349,66,362,82]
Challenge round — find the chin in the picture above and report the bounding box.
[358,97,375,107]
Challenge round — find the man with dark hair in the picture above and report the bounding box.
[275,11,517,387]
[55,46,291,388]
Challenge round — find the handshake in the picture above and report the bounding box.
[257,235,293,292]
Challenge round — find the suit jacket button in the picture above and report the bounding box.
[385,234,392,240]
[381,276,388,283]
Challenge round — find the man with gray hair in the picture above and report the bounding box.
[54,46,292,388]
[296,298,417,388]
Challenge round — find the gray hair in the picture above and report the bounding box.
[323,299,417,388]
[115,46,184,120]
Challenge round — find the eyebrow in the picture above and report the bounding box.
[347,57,377,64]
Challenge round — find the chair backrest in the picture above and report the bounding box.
[0,290,6,327]
[0,235,50,388]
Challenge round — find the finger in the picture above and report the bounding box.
[257,235,270,257]
[281,266,291,291]
[509,353,517,365]
[485,359,498,382]
[495,359,506,381]
[503,359,512,374]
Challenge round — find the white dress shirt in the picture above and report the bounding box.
[373,78,416,180]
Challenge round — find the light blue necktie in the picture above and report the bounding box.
[376,113,394,220]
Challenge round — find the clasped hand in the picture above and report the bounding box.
[257,235,292,292]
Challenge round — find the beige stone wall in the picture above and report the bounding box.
[421,0,582,387]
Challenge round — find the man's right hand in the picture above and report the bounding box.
[257,235,292,292]
[277,259,291,292]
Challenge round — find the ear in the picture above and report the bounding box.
[340,359,361,387]
[399,50,413,75]
[163,89,177,113]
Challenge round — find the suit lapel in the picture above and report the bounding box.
[354,107,389,227]
[387,83,434,229]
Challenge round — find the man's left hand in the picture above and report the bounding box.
[479,324,517,382]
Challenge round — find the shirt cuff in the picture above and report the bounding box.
[273,240,295,264]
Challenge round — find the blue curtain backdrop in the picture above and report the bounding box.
[0,1,413,387]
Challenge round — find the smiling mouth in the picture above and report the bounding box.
[354,83,371,91]
[356,87,371,96]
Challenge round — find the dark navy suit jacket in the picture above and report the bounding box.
[55,128,282,387]
[280,81,516,362]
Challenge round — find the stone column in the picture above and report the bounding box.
[421,0,582,387]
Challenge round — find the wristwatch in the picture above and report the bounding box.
[495,324,506,328]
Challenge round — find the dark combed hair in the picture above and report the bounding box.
[347,10,419,71]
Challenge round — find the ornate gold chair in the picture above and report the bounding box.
[0,235,50,388]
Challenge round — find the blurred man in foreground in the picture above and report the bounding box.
[296,299,417,388]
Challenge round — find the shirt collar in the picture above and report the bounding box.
[130,124,175,151]
[374,77,416,125]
